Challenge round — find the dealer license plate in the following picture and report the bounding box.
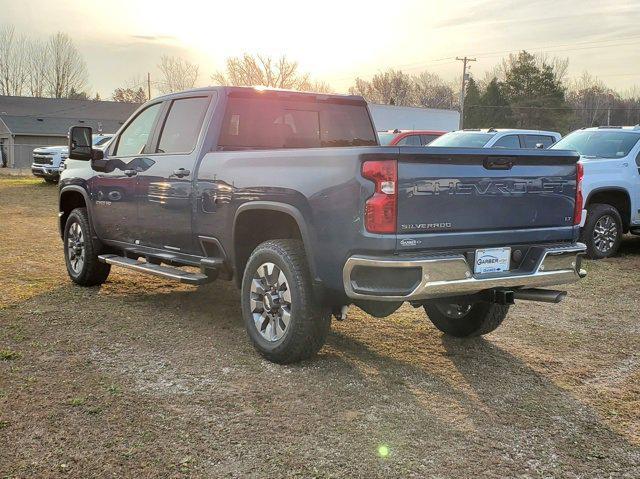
[474,247,511,274]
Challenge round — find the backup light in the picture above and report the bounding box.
[362,160,397,234]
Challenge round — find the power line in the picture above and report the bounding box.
[385,33,640,74]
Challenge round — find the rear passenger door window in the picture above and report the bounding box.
[522,135,555,149]
[493,135,521,149]
[420,134,439,145]
[396,135,421,146]
[156,97,210,154]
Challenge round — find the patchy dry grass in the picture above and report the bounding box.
[0,175,639,478]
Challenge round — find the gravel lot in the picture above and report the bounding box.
[1,175,639,478]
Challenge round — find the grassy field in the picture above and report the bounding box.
[1,175,639,478]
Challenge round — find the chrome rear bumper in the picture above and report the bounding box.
[343,243,586,302]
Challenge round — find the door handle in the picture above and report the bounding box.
[124,169,137,177]
[172,168,191,178]
[483,157,514,170]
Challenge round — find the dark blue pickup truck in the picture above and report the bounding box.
[60,86,586,363]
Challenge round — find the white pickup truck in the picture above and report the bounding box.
[32,134,113,183]
[550,126,640,258]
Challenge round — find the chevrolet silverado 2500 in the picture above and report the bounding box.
[59,87,586,363]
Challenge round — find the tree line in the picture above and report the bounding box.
[351,51,640,133]
[2,22,639,132]
[0,26,88,99]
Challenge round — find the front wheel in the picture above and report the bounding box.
[241,239,331,364]
[424,301,510,337]
[63,207,111,286]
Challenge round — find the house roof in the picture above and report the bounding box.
[0,95,140,136]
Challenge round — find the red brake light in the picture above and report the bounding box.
[574,161,584,225]
[362,160,397,233]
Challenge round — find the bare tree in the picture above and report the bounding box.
[0,25,28,96]
[412,71,455,109]
[349,69,415,106]
[26,39,48,97]
[44,32,88,98]
[112,87,147,103]
[211,53,331,92]
[297,79,333,94]
[112,75,149,102]
[567,72,615,127]
[157,55,199,94]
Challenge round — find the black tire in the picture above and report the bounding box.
[44,178,58,184]
[63,207,111,286]
[241,239,331,364]
[424,301,510,337]
[580,203,623,259]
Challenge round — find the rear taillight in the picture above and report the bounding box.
[574,161,584,225]
[362,160,397,233]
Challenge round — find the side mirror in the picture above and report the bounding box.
[69,126,93,160]
[535,143,545,149]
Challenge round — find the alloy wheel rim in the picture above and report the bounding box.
[435,303,472,319]
[250,262,292,342]
[67,222,85,274]
[593,215,618,254]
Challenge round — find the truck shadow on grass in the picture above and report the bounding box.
[325,329,640,474]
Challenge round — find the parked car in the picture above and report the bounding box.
[430,128,561,149]
[377,129,446,146]
[32,134,113,183]
[550,126,640,259]
[59,87,586,364]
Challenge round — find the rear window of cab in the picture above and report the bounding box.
[218,97,378,150]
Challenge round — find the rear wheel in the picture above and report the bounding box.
[241,239,331,364]
[63,207,111,286]
[424,300,510,337]
[581,203,623,259]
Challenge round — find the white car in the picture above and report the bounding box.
[550,126,640,258]
[32,134,113,183]
[429,128,561,149]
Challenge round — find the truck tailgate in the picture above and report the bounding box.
[397,147,579,237]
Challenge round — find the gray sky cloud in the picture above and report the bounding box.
[0,0,638,98]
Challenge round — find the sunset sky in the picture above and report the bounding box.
[2,0,639,98]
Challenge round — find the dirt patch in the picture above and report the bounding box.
[1,176,639,478]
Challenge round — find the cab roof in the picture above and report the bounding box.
[153,86,367,104]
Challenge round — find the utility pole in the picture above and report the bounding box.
[147,72,152,101]
[456,56,476,129]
